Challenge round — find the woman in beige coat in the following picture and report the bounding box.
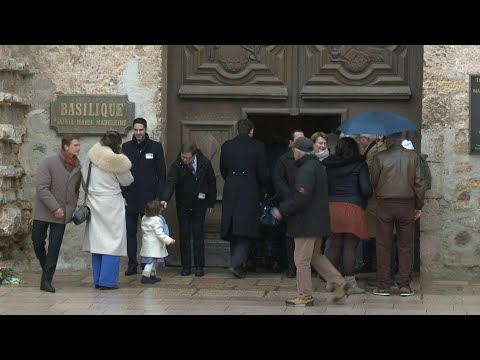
[82,131,133,290]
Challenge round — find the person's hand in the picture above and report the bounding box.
[170,239,176,245]
[271,207,282,221]
[207,208,213,214]
[161,201,168,209]
[54,208,64,219]
[414,209,422,220]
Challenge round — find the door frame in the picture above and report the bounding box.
[241,106,349,122]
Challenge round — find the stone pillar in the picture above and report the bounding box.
[0,53,33,265]
[422,45,480,280]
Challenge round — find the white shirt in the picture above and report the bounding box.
[192,155,197,173]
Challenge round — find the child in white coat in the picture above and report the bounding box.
[140,200,176,284]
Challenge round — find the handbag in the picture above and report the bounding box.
[72,162,92,225]
[259,197,281,228]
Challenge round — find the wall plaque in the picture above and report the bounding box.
[470,75,480,154]
[50,95,135,135]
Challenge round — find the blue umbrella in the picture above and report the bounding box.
[337,111,417,136]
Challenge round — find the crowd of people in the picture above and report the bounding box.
[31,116,427,307]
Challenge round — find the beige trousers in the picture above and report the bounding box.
[294,237,344,299]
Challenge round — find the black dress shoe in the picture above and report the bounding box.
[99,285,119,290]
[125,265,137,276]
[180,268,191,276]
[150,275,161,283]
[229,266,246,279]
[40,280,56,293]
[195,267,204,277]
[141,275,158,284]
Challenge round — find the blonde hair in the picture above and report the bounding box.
[311,132,328,144]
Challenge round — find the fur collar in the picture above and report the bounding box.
[87,142,132,173]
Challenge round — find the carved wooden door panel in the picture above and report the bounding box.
[166,45,293,267]
[297,45,423,144]
[166,45,423,267]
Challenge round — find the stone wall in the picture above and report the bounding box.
[0,47,33,269]
[0,45,165,271]
[422,45,480,279]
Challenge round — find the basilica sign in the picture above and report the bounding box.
[50,95,135,135]
[470,75,480,154]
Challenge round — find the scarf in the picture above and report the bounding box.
[60,148,77,171]
[314,148,329,162]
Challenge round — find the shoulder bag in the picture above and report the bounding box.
[72,162,92,225]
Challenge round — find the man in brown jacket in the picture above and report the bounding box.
[371,132,425,297]
[356,134,387,273]
[31,134,82,292]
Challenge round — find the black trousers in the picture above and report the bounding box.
[31,220,66,281]
[126,212,143,267]
[230,236,251,269]
[177,207,207,269]
[285,236,296,272]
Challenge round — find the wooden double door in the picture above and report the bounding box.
[165,45,423,267]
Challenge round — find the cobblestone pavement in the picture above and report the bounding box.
[0,267,478,315]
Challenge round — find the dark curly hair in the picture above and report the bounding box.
[144,200,162,217]
[100,130,122,154]
[335,137,360,160]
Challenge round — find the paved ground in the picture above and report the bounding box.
[0,267,479,315]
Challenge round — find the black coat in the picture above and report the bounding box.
[273,147,298,236]
[323,155,373,209]
[161,151,217,209]
[220,134,268,240]
[121,133,166,214]
[278,154,330,238]
[273,147,297,201]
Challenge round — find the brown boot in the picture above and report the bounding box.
[333,282,351,304]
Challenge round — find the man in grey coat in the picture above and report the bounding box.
[31,134,82,292]
[272,137,349,307]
